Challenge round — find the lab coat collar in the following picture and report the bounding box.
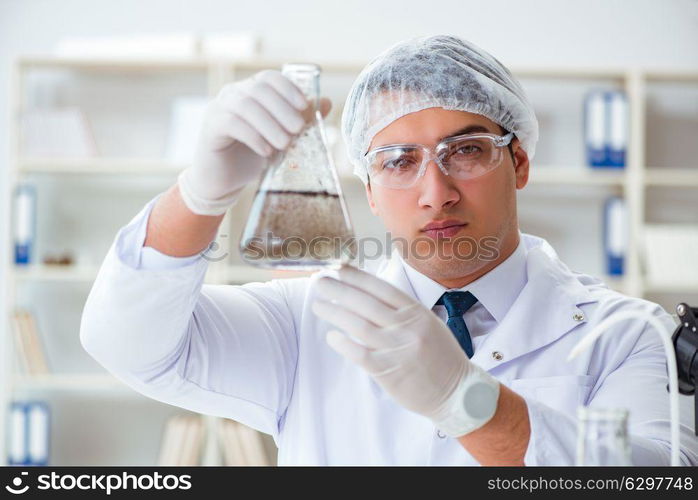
[373,233,599,371]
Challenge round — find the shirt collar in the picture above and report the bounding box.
[398,235,528,323]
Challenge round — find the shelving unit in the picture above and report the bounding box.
[645,169,698,187]
[18,158,186,175]
[2,55,697,465]
[12,373,129,392]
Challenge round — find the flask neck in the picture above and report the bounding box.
[282,63,320,108]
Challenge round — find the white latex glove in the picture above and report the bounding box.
[178,69,331,216]
[312,265,501,437]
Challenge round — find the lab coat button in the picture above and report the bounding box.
[492,351,503,361]
[573,312,584,322]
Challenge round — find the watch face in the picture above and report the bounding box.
[463,381,499,420]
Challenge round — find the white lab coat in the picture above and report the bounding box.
[80,197,698,465]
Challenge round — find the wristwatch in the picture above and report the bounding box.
[433,369,500,437]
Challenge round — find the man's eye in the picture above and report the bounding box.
[453,144,482,156]
[382,157,417,170]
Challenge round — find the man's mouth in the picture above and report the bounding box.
[420,219,468,239]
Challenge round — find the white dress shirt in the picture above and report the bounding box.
[401,239,528,354]
[80,194,698,465]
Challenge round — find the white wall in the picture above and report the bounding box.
[1,0,697,283]
[2,0,697,161]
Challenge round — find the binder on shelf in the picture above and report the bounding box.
[235,421,271,465]
[180,416,205,465]
[26,402,50,466]
[157,415,182,465]
[8,403,27,465]
[7,401,50,466]
[584,89,627,169]
[603,196,627,276]
[13,184,36,265]
[219,419,246,466]
[11,309,50,375]
[584,90,607,167]
[157,415,205,466]
[606,90,628,168]
[217,418,272,466]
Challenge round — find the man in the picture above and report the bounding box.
[80,35,697,465]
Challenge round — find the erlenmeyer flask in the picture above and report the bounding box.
[240,63,356,270]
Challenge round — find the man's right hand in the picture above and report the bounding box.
[178,69,332,216]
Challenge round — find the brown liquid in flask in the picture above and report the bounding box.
[240,63,356,270]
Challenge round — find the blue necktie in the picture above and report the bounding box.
[435,291,478,358]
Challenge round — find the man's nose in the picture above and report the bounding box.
[417,159,460,209]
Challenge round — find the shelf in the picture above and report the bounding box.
[12,264,311,284]
[18,58,638,79]
[18,56,365,74]
[601,275,627,292]
[644,70,698,82]
[13,159,697,188]
[529,167,626,186]
[16,160,630,186]
[645,168,698,187]
[11,373,131,392]
[18,160,355,180]
[14,265,99,283]
[222,265,312,284]
[643,280,698,294]
[510,66,628,80]
[27,57,684,85]
[19,56,212,71]
[9,264,635,294]
[26,58,695,81]
[18,158,185,175]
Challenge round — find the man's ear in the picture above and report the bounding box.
[512,139,530,190]
[365,181,380,216]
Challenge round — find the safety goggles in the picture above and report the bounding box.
[364,132,515,189]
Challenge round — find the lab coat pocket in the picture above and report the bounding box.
[509,375,594,415]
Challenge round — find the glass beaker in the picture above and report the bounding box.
[576,407,632,465]
[239,63,356,270]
